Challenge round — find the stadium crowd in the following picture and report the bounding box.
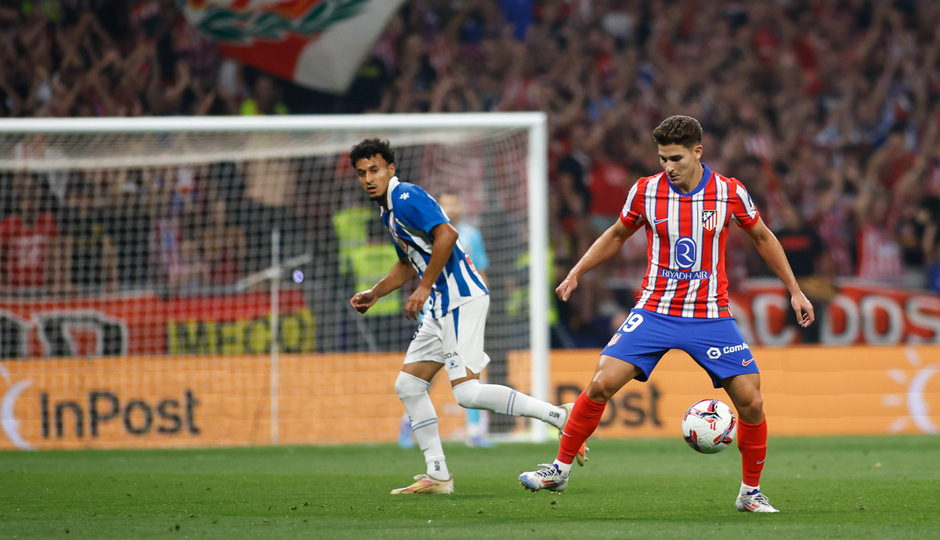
[2,1,940,342]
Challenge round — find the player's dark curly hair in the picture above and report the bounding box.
[349,138,395,167]
[652,115,703,149]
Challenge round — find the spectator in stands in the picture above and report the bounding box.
[171,235,210,295]
[428,65,481,113]
[107,171,152,288]
[60,171,119,293]
[201,199,246,287]
[149,167,190,294]
[809,151,863,276]
[854,180,904,284]
[928,241,940,295]
[554,122,594,265]
[893,157,934,281]
[375,32,441,113]
[239,72,289,115]
[919,190,940,293]
[438,193,490,285]
[348,217,409,350]
[0,174,61,295]
[773,202,835,344]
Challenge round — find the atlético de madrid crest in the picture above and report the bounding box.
[702,210,718,231]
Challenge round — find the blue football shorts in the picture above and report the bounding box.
[601,308,758,388]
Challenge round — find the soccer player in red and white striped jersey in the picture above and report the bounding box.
[519,115,814,513]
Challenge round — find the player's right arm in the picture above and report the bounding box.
[349,258,417,313]
[556,219,640,302]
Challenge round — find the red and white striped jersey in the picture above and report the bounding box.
[619,164,760,318]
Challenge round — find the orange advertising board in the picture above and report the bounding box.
[278,353,467,446]
[0,353,464,450]
[0,356,272,450]
[508,346,940,438]
[1,346,937,450]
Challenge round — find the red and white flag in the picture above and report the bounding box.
[184,0,404,93]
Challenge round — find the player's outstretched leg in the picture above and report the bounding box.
[452,379,572,435]
[391,474,455,495]
[518,463,568,493]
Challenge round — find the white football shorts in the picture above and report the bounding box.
[403,295,491,381]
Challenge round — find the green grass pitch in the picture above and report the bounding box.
[1,435,938,539]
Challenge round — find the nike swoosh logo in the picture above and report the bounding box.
[653,218,668,225]
[756,460,765,465]
[742,358,754,366]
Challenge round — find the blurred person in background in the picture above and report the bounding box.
[773,202,834,344]
[107,170,152,289]
[60,170,118,293]
[239,72,288,115]
[0,174,61,296]
[201,198,246,288]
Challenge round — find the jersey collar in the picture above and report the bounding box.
[667,164,712,197]
[384,176,401,210]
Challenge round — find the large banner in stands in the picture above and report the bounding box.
[728,280,940,346]
[184,0,406,93]
[1,347,937,450]
[0,291,313,358]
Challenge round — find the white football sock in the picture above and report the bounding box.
[452,379,566,428]
[395,372,449,480]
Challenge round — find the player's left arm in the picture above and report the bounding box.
[403,222,458,320]
[742,217,815,327]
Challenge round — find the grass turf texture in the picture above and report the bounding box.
[1,435,937,539]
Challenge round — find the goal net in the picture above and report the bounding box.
[0,114,550,450]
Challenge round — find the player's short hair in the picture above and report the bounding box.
[652,115,703,149]
[349,138,395,168]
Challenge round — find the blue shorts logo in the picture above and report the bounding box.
[707,347,721,359]
[675,237,697,269]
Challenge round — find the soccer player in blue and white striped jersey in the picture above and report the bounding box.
[348,139,584,495]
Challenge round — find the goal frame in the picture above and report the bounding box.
[0,112,553,443]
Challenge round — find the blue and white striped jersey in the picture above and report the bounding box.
[380,176,488,318]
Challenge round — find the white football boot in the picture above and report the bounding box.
[519,463,569,493]
[735,488,780,513]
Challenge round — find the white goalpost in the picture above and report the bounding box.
[0,113,552,449]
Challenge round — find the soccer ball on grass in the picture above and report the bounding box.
[681,399,737,454]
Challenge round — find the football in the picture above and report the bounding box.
[681,399,737,454]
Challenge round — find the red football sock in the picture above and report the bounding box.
[737,417,768,487]
[557,391,606,465]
